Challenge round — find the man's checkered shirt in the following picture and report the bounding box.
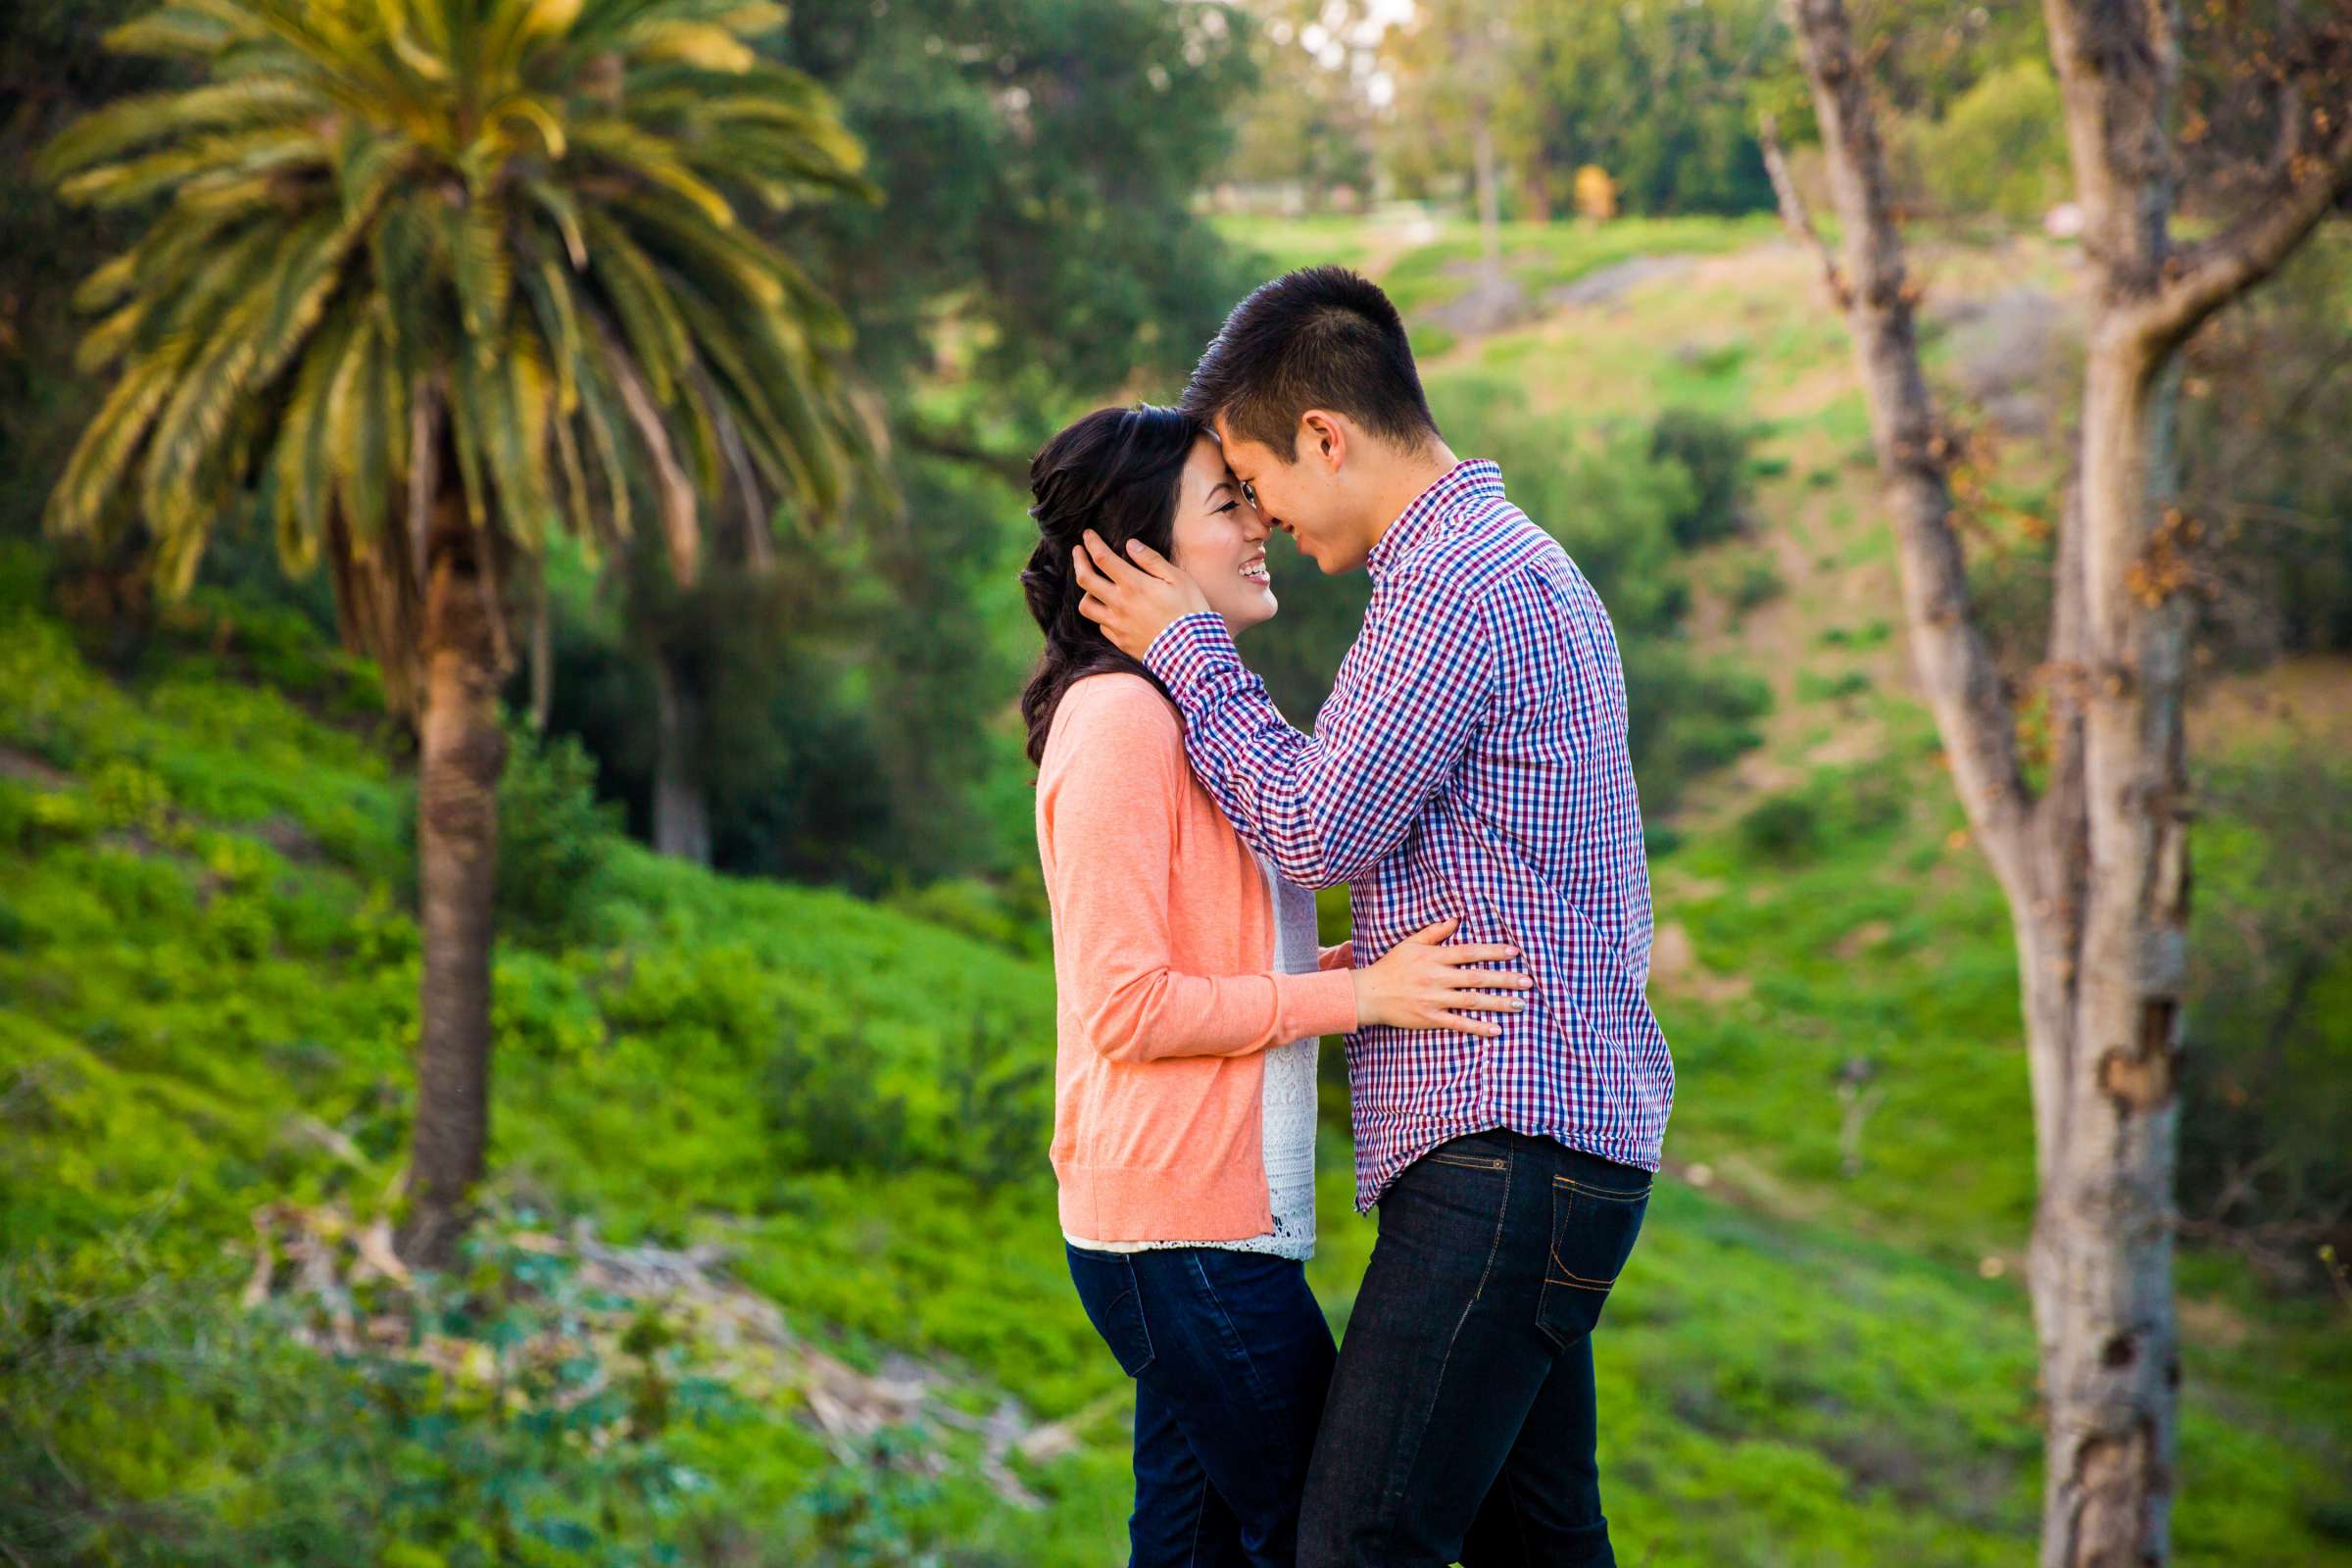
[1145,460,1674,1209]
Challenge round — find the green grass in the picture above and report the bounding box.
[1217,212,1782,318]
[6,575,2347,1566]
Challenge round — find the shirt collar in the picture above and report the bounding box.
[1366,459,1504,581]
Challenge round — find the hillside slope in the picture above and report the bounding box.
[6,212,2350,1564]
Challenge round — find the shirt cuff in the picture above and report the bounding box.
[1143,611,1238,702]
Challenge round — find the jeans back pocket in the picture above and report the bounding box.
[1537,1173,1650,1348]
[1066,1246,1156,1377]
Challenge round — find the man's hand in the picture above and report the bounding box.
[1072,530,1211,659]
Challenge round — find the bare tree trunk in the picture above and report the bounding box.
[650,649,711,866]
[2034,332,2193,1568]
[1775,0,2352,1560]
[398,464,509,1271]
[1472,115,1504,282]
[1520,168,1552,224]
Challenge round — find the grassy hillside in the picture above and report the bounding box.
[6,213,2349,1566]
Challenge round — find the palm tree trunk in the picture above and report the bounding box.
[651,648,711,865]
[398,468,509,1270]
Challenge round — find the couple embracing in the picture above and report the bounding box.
[1019,267,1674,1568]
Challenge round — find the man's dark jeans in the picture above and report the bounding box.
[1067,1243,1339,1568]
[1297,1129,1652,1568]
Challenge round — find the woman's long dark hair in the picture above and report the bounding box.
[1019,404,1201,765]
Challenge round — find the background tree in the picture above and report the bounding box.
[1,0,156,564]
[1220,0,1381,210]
[1509,0,1781,219]
[1383,0,1509,278]
[41,0,870,1265]
[1769,0,2352,1560]
[512,0,1260,901]
[1380,0,1783,221]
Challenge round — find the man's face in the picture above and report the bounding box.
[1211,414,1374,574]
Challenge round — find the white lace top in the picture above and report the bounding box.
[1063,853,1322,1260]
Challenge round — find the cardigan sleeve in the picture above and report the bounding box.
[1039,676,1357,1064]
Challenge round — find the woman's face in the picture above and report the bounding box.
[1169,436,1277,634]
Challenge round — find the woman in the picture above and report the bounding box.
[1020,405,1532,1566]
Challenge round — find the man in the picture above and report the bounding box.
[1072,266,1673,1568]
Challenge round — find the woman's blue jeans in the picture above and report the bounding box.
[1066,1243,1338,1568]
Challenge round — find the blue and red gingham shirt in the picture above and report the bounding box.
[1145,459,1673,1209]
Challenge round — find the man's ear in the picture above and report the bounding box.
[1298,410,1348,474]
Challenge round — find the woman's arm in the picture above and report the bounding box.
[1040,679,1358,1065]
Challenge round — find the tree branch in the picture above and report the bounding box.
[903,420,1032,489]
[2141,117,2352,348]
[1783,0,2037,892]
[588,309,701,589]
[1758,113,1850,309]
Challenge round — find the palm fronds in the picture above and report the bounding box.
[46,0,875,689]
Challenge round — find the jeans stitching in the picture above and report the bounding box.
[1076,1248,1156,1375]
[1185,1251,1278,1415]
[1113,1272,1156,1374]
[1537,1188,1585,1349]
[1551,1174,1649,1202]
[1374,1154,1514,1548]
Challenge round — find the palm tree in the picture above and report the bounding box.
[42,0,874,1266]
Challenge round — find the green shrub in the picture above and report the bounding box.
[1797,669,1874,702]
[940,1013,1051,1191]
[2183,747,2352,1288]
[87,760,172,834]
[1648,406,1757,548]
[766,1015,912,1177]
[0,1224,757,1568]
[493,724,619,949]
[790,1425,1023,1567]
[1626,647,1771,806]
[1738,792,1823,861]
[25,788,96,844]
[0,778,31,853]
[395,717,618,952]
[887,875,1052,964]
[1916,59,2070,226]
[1723,551,1787,612]
[0,612,116,770]
[1819,619,1893,650]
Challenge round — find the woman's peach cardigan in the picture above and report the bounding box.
[1036,672,1359,1244]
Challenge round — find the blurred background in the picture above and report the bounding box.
[1,1,2346,1563]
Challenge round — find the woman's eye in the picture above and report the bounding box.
[1212,500,1240,515]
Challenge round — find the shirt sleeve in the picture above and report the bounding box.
[1143,566,1494,890]
[1038,679,1359,1063]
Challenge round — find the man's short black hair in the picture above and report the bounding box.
[1180,266,1441,461]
